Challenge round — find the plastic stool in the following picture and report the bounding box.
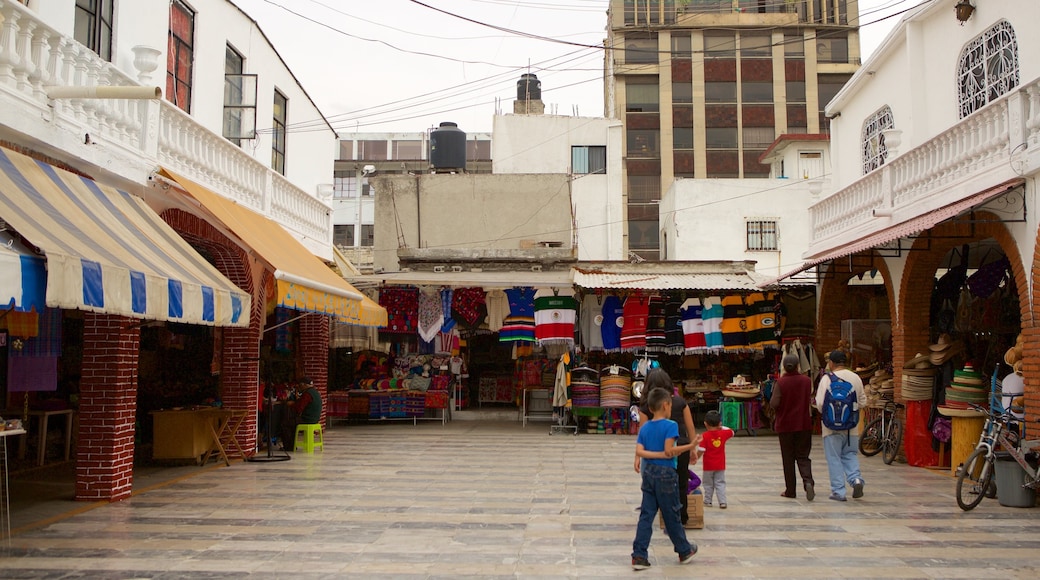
[294,423,324,453]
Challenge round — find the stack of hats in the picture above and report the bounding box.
[901,352,936,400]
[864,368,894,407]
[929,333,964,366]
[942,363,988,410]
[854,362,879,385]
[722,375,760,399]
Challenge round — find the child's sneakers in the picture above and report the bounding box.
[679,545,698,564]
[632,556,651,570]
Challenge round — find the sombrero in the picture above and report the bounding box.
[903,352,931,369]
[928,334,955,352]
[929,341,964,365]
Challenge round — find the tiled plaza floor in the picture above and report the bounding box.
[2,420,1038,578]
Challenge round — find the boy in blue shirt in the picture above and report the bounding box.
[631,387,699,570]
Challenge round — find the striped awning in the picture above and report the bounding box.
[159,168,387,328]
[0,146,249,326]
[0,232,46,313]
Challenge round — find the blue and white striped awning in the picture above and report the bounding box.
[0,146,250,326]
[0,232,45,312]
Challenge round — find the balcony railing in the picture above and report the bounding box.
[807,77,1040,255]
[0,0,330,249]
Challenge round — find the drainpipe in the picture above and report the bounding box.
[415,174,422,249]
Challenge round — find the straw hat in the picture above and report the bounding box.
[1005,346,1019,367]
[929,339,964,365]
[1013,360,1023,375]
[903,352,931,369]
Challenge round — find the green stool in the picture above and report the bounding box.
[294,423,324,453]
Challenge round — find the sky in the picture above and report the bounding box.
[230,0,922,136]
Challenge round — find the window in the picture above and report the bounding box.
[333,225,354,247]
[747,220,777,251]
[816,34,849,64]
[705,81,736,103]
[338,140,354,160]
[627,130,660,157]
[625,34,658,64]
[629,218,660,250]
[360,225,375,247]
[817,74,852,132]
[740,33,772,57]
[75,0,114,61]
[671,34,692,59]
[705,128,738,148]
[358,140,387,160]
[167,0,195,113]
[742,127,775,149]
[223,45,257,145]
[333,176,357,199]
[272,89,287,175]
[682,1,731,14]
[628,176,661,203]
[739,0,785,13]
[784,32,804,58]
[786,80,806,103]
[393,140,423,160]
[958,20,1019,119]
[703,32,736,59]
[862,105,894,174]
[623,0,663,25]
[572,146,607,174]
[626,79,660,112]
[742,82,773,103]
[673,128,694,149]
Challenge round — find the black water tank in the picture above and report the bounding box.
[429,122,466,171]
[517,73,541,101]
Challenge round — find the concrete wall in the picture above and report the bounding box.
[826,1,1040,191]
[660,178,814,280]
[371,173,573,272]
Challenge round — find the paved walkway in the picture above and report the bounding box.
[2,421,1038,578]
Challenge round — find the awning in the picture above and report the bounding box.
[0,232,46,313]
[353,269,573,289]
[160,168,387,327]
[0,146,249,326]
[572,270,766,291]
[761,178,1025,286]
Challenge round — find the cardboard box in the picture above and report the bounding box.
[659,493,704,530]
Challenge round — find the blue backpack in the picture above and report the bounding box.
[821,372,859,431]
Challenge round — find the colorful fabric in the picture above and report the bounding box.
[745,292,779,349]
[720,295,749,351]
[499,316,536,343]
[10,307,61,356]
[417,288,443,343]
[578,295,605,352]
[681,298,706,353]
[600,295,624,352]
[440,288,455,332]
[437,327,460,354]
[274,307,292,352]
[505,287,536,318]
[664,294,684,355]
[620,294,649,352]
[380,286,419,335]
[534,291,577,346]
[0,310,39,338]
[484,289,509,332]
[451,286,486,328]
[644,295,667,353]
[7,354,58,392]
[701,296,724,350]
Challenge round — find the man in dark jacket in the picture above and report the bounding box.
[770,354,815,500]
[281,377,322,450]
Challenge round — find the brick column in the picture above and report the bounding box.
[299,313,330,425]
[76,313,140,502]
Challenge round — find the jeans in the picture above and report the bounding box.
[822,431,863,497]
[632,463,694,560]
[702,470,726,504]
[778,430,814,497]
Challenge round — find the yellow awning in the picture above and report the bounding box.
[159,168,387,327]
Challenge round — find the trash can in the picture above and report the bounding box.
[994,452,1037,508]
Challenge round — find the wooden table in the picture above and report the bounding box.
[152,408,246,465]
[201,409,249,466]
[5,409,75,467]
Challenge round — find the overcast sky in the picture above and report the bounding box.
[231,0,920,136]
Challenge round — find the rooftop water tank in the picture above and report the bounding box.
[517,73,541,101]
[429,122,466,172]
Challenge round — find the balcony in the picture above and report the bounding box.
[806,77,1040,259]
[0,0,330,254]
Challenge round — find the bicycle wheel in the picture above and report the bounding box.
[859,417,883,456]
[881,418,903,465]
[956,447,994,511]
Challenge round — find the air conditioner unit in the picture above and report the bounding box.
[451,266,464,272]
[433,266,446,273]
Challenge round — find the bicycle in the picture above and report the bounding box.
[859,398,904,465]
[955,403,1040,511]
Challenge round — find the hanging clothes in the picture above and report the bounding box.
[440,287,456,332]
[534,289,578,346]
[720,294,749,352]
[500,287,536,343]
[379,286,419,335]
[579,294,605,352]
[600,294,624,353]
[417,288,443,343]
[681,297,706,354]
[620,294,649,352]
[745,292,779,350]
[664,293,685,355]
[701,295,724,352]
[484,289,509,332]
[645,295,667,353]
[451,286,487,329]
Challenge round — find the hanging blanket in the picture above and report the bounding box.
[620,294,648,352]
[485,289,509,332]
[681,298,706,353]
[417,288,443,343]
[500,287,536,343]
[645,295,667,353]
[721,294,749,352]
[440,288,456,332]
[746,292,779,350]
[579,295,605,352]
[452,286,486,328]
[664,294,684,355]
[379,286,419,335]
[701,296,724,351]
[600,295,624,353]
[534,291,578,346]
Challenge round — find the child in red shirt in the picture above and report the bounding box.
[698,410,734,508]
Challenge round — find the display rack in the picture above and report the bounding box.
[520,388,553,428]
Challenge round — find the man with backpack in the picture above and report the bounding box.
[814,350,866,502]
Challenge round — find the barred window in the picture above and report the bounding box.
[958,20,1019,119]
[862,105,894,175]
[747,220,777,251]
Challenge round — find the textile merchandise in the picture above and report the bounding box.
[534,290,577,346]
[600,295,625,353]
[745,292,779,350]
[505,287,536,318]
[664,295,684,355]
[10,307,60,356]
[417,288,443,343]
[499,316,536,343]
[451,286,486,328]
[701,296,724,350]
[645,295,667,353]
[380,287,419,335]
[620,295,649,352]
[440,288,455,332]
[680,298,706,353]
[484,289,509,332]
[579,295,605,352]
[720,295,749,352]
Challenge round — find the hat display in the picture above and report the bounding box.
[928,334,965,366]
[903,352,931,369]
[901,361,935,400]
[864,369,894,408]
[941,363,988,410]
[722,375,760,399]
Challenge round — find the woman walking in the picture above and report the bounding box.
[770,354,816,500]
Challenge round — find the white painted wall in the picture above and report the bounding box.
[492,114,625,261]
[661,179,815,281]
[827,1,1040,191]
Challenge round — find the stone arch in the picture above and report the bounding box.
[898,211,1029,401]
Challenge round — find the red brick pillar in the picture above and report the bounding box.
[76,313,140,502]
[222,323,261,453]
[299,313,330,425]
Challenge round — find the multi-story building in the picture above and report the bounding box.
[605,0,862,259]
[332,130,491,272]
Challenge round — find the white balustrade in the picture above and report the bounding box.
[811,77,1040,245]
[270,171,331,245]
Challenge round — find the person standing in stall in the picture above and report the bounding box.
[771,354,816,501]
[280,377,322,451]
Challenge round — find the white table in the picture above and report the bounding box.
[1,428,27,546]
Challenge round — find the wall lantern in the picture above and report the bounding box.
[954,0,975,24]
